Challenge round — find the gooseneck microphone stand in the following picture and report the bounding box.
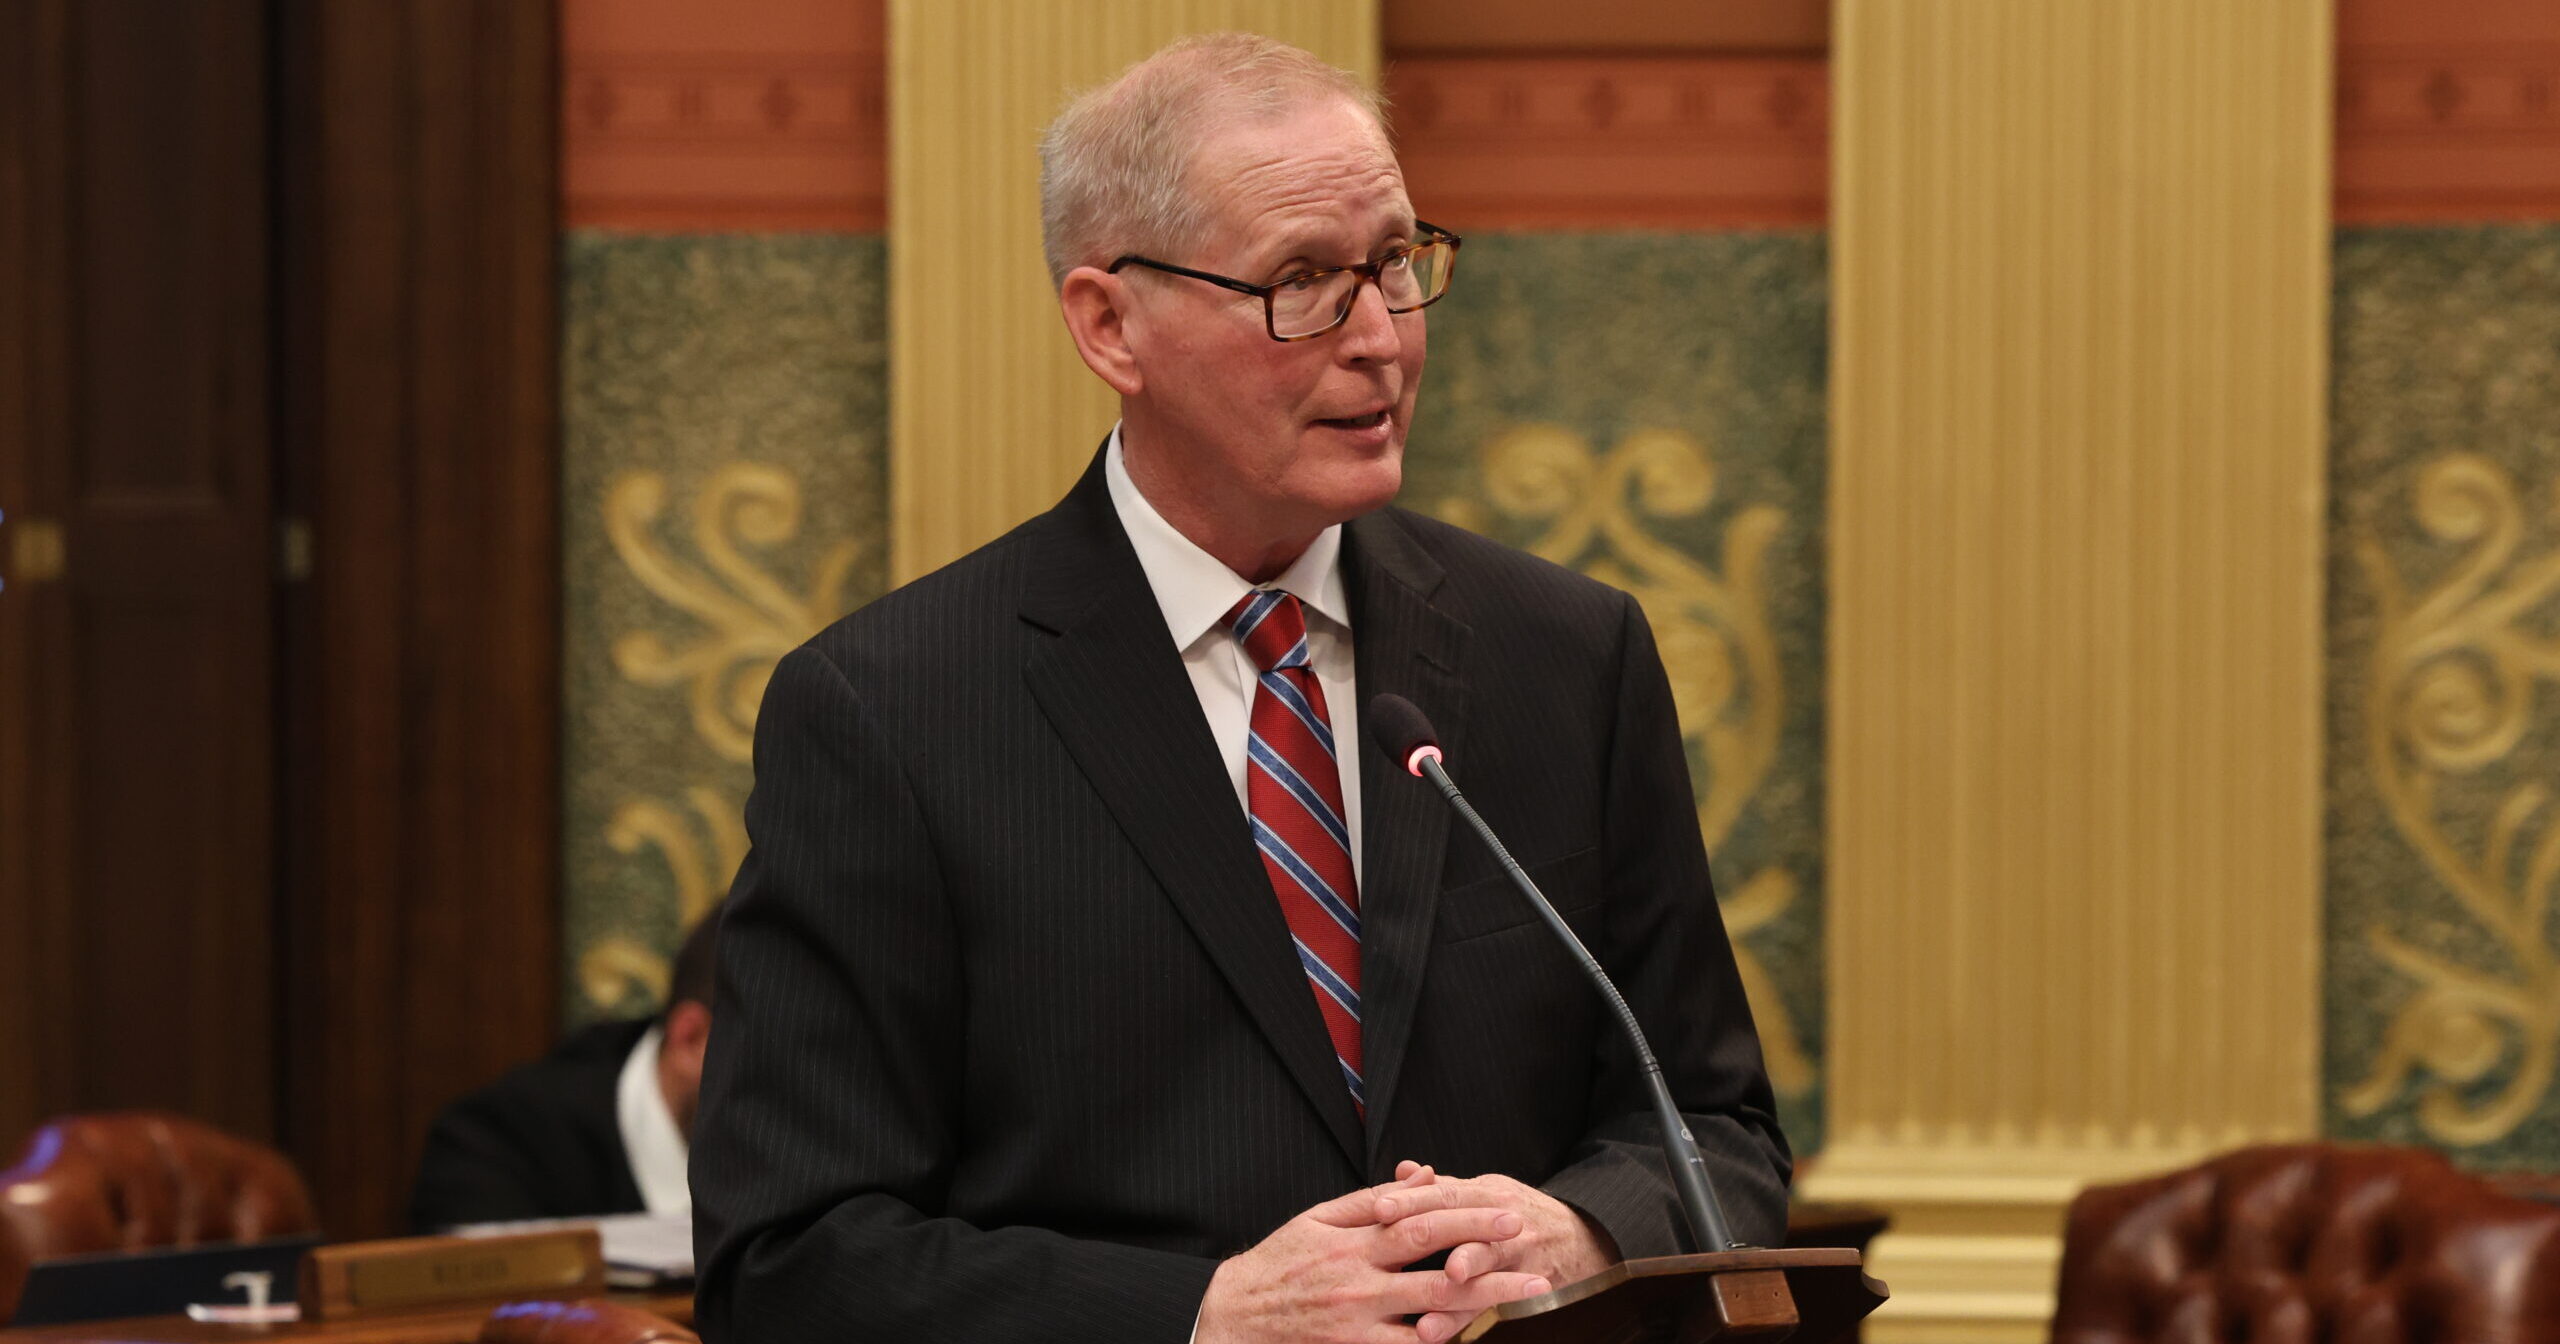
[1364,693,1884,1344]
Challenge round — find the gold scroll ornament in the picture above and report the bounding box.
[605,460,861,763]
[582,459,856,1011]
[579,784,750,1011]
[2343,453,2560,1145]
[1438,424,1812,1098]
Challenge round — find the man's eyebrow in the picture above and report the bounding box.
[1254,221,1419,277]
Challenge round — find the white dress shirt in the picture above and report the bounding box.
[1103,428,1364,882]
[615,1025,693,1215]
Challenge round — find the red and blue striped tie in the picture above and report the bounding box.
[1223,589,1363,1114]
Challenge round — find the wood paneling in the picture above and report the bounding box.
[0,0,277,1148]
[272,0,562,1240]
[562,0,885,231]
[1,0,557,1241]
[0,0,42,1152]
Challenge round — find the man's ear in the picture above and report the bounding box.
[664,999,713,1062]
[1058,266,1145,397]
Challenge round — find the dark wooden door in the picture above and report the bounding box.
[271,0,562,1240]
[0,0,278,1146]
[2,0,561,1241]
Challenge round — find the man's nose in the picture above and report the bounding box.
[1331,277,1402,361]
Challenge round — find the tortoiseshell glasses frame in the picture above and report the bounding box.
[1107,222,1463,342]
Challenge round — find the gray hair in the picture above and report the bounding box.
[1038,33,1386,286]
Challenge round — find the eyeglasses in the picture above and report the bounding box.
[1108,223,1462,342]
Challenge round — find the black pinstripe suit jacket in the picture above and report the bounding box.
[692,450,1790,1342]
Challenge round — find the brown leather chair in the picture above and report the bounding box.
[478,1300,699,1344]
[2052,1142,2560,1344]
[0,1112,318,1318]
[0,1111,317,1256]
[2490,1167,2560,1207]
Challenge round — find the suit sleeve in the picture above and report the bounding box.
[691,645,1219,1344]
[1537,592,1794,1256]
[407,1092,559,1232]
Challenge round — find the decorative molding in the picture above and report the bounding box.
[1388,55,1826,230]
[1384,0,1826,56]
[562,0,885,231]
[2336,45,2560,222]
[564,58,886,231]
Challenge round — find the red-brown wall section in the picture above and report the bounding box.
[2336,0,2560,224]
[561,0,884,231]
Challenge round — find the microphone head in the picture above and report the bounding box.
[1364,693,1444,778]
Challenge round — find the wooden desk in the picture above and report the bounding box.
[0,1293,691,1344]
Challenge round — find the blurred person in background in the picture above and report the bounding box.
[408,900,724,1230]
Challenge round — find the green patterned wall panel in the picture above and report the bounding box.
[562,233,890,1024]
[1405,232,1831,1150]
[2327,224,2560,1168]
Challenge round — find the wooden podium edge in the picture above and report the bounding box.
[1457,1246,1887,1344]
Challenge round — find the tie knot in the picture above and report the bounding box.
[1223,590,1310,673]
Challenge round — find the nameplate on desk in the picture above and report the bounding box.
[300,1228,604,1320]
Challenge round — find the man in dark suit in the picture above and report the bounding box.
[692,33,1789,1344]
[408,904,722,1231]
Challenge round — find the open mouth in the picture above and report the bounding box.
[1315,410,1390,431]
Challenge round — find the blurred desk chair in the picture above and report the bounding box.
[0,1112,317,1320]
[478,1299,697,1344]
[2052,1142,2560,1344]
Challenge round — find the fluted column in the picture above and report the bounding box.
[1810,2,2333,1339]
[888,0,1377,582]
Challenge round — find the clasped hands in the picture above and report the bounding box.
[1197,1161,1618,1344]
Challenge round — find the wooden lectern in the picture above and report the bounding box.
[1457,1246,1886,1344]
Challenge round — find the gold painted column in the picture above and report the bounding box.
[888,0,1378,582]
[1810,3,2332,1341]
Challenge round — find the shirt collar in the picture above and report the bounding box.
[614,1024,692,1216]
[1103,425,1351,646]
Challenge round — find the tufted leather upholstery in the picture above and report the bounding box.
[0,1112,318,1262]
[2051,1143,2560,1344]
[478,1300,699,1344]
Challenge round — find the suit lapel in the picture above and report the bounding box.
[1341,511,1469,1163]
[1020,456,1367,1167]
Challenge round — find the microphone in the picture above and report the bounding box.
[1363,693,1745,1253]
